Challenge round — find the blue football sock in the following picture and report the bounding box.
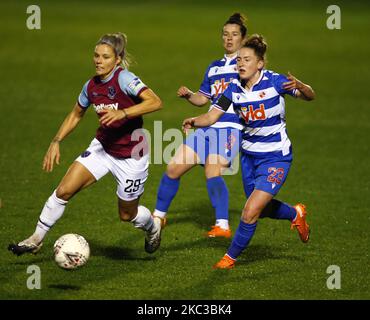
[155,174,180,213]
[260,199,297,221]
[227,220,257,260]
[206,176,229,221]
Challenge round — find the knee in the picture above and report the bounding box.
[166,163,181,179]
[119,212,132,222]
[119,207,137,222]
[205,164,223,179]
[241,205,259,224]
[56,185,74,201]
[205,155,229,179]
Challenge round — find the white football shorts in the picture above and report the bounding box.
[75,138,149,201]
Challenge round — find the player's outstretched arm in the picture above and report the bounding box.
[177,86,209,107]
[283,72,315,101]
[43,103,86,172]
[182,108,224,134]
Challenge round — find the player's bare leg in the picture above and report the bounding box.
[204,154,232,238]
[204,154,229,178]
[118,197,141,222]
[241,190,274,224]
[8,162,96,256]
[166,144,200,179]
[56,161,97,201]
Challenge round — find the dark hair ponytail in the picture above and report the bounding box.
[224,12,247,38]
[243,34,267,60]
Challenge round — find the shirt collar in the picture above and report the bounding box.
[240,69,265,92]
[223,53,237,65]
[254,69,265,87]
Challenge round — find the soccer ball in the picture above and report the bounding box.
[53,234,90,270]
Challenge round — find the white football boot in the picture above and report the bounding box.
[144,216,163,254]
[8,236,43,256]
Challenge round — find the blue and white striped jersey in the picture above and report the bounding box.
[213,69,298,159]
[198,54,243,130]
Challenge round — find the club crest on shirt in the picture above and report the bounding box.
[224,132,237,152]
[108,86,116,99]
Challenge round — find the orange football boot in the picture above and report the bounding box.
[213,254,236,269]
[207,225,232,238]
[291,203,310,243]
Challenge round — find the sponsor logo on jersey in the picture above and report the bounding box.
[212,78,231,96]
[92,103,119,112]
[108,86,116,99]
[240,104,266,122]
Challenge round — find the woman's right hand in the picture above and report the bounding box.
[177,86,192,99]
[43,141,60,172]
[182,117,195,135]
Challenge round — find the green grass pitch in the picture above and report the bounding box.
[0,0,369,300]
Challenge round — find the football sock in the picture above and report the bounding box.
[260,199,297,221]
[152,209,166,219]
[131,205,154,231]
[227,220,257,260]
[206,176,229,223]
[34,190,68,242]
[216,219,229,230]
[154,173,180,216]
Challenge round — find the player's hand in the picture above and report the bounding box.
[43,141,60,172]
[182,117,195,135]
[283,72,304,91]
[177,86,192,99]
[98,109,126,127]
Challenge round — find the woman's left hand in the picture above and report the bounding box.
[98,109,126,127]
[283,72,304,91]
